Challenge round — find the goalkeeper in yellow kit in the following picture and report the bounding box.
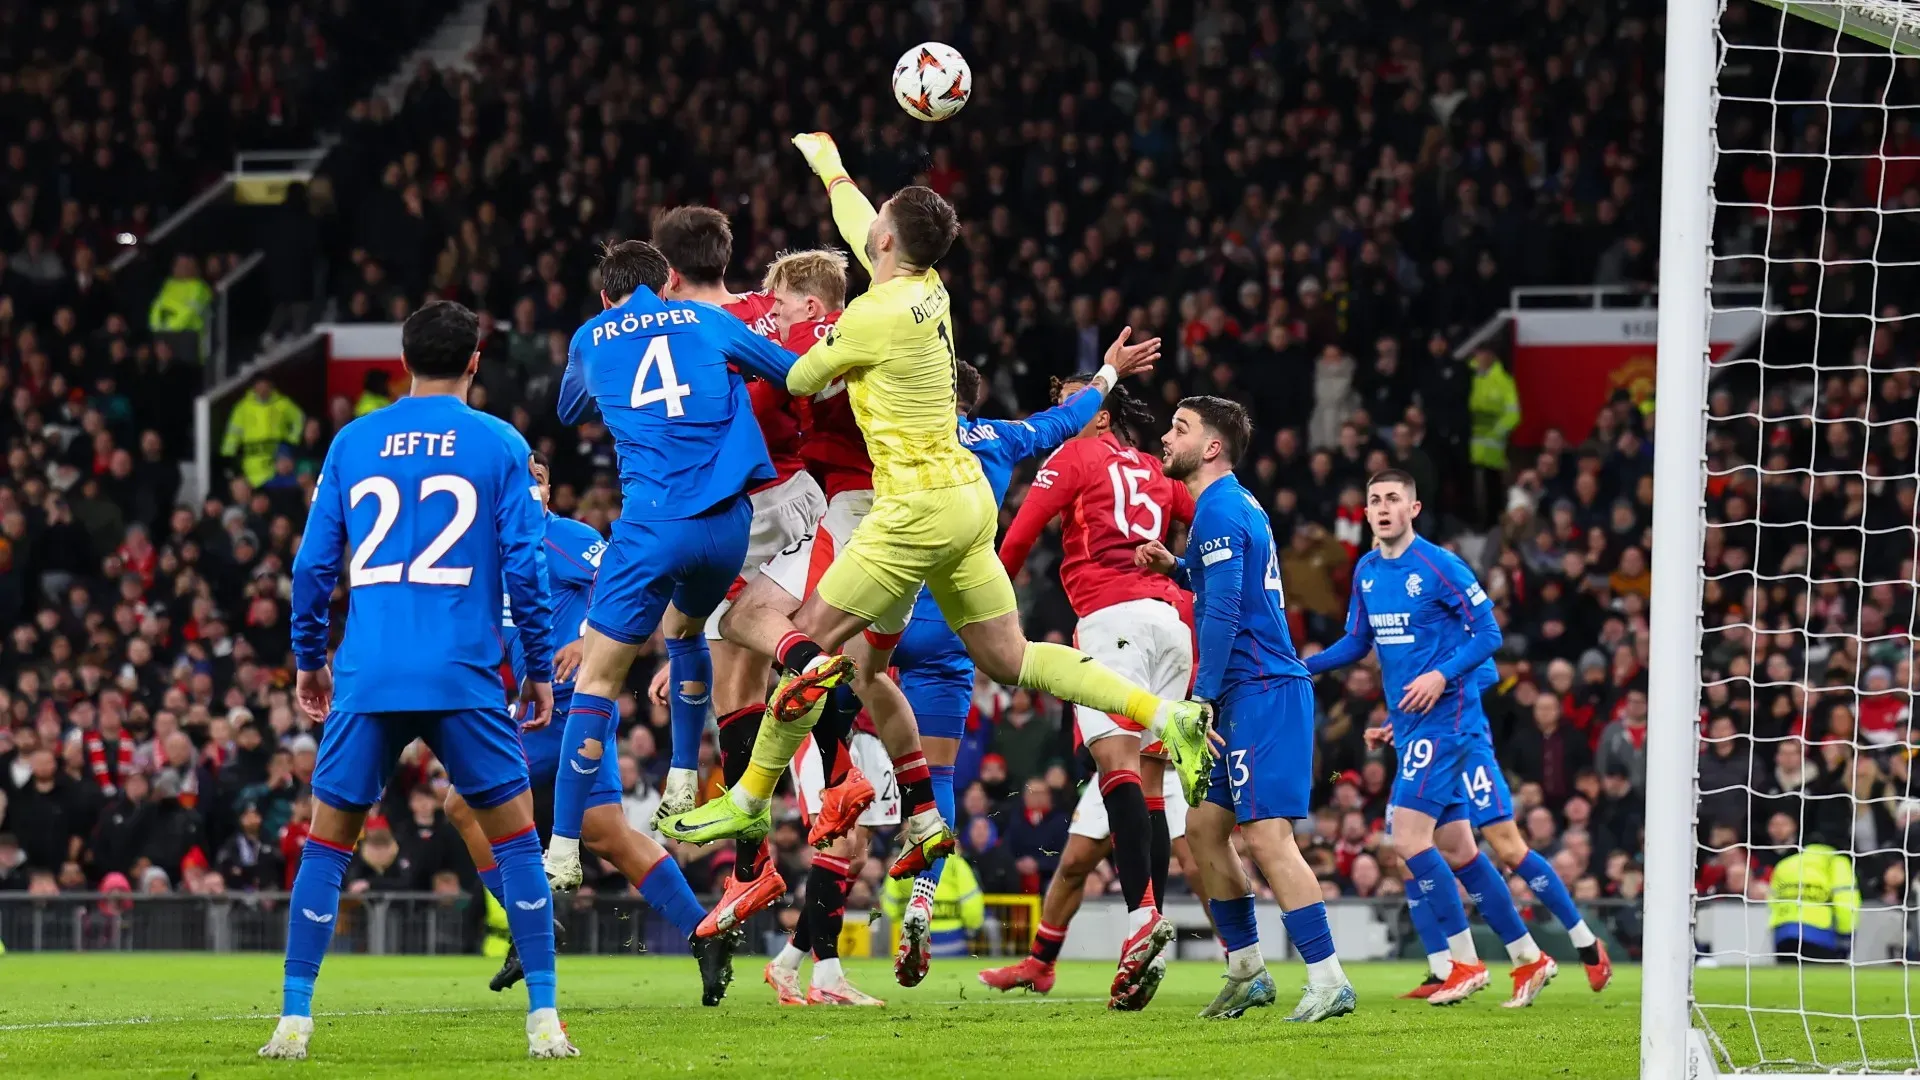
[657,133,1213,884]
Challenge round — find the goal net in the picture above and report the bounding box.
[1650,0,1920,1076]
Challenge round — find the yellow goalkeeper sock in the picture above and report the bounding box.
[1017,641,1161,728]
[738,691,822,803]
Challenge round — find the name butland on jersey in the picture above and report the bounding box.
[291,395,554,713]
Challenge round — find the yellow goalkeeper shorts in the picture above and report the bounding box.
[813,476,1016,635]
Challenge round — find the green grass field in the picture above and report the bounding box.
[0,954,1912,1078]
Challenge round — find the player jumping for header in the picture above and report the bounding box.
[538,239,798,926]
[658,133,1212,906]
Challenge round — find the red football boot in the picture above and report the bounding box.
[978,956,1057,994]
[808,766,875,849]
[696,864,786,939]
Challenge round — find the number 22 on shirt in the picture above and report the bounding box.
[348,474,475,586]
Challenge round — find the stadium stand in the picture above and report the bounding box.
[7,0,1880,971]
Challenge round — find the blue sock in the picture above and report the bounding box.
[282,837,353,1017]
[638,855,708,939]
[554,693,616,840]
[492,827,557,1012]
[1405,847,1470,938]
[1457,852,1530,946]
[918,764,957,887]
[478,864,505,907]
[1208,894,1260,953]
[665,637,711,772]
[1407,881,1449,955]
[1517,850,1586,933]
[1280,901,1335,964]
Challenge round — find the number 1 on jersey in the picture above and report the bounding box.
[631,337,691,417]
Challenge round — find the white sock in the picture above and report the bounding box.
[1427,951,1452,980]
[1568,921,1597,948]
[1227,944,1265,980]
[776,943,805,971]
[1447,929,1479,964]
[910,874,938,906]
[907,806,945,841]
[732,785,769,815]
[1505,933,1542,965]
[527,1006,560,1028]
[547,835,579,860]
[812,957,842,987]
[666,766,697,787]
[1306,955,1347,989]
[1127,903,1156,935]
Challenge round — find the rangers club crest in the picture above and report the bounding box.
[1405,573,1423,597]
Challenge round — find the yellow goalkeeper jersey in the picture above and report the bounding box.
[784,185,984,498]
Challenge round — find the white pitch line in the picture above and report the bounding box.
[0,997,1106,1033]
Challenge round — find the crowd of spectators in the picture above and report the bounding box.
[5,0,1916,966]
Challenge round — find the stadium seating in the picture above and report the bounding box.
[3,0,1841,970]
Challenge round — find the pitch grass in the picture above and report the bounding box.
[0,955,1911,1079]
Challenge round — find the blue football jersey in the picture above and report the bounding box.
[1175,473,1310,703]
[503,513,606,694]
[905,385,1107,627]
[1311,535,1503,736]
[292,395,553,713]
[559,287,796,519]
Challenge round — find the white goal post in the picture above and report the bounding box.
[1649,1,1920,1076]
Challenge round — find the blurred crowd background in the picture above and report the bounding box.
[3,0,1911,962]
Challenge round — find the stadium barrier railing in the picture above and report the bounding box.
[0,892,1658,962]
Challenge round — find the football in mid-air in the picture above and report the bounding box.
[892,42,971,122]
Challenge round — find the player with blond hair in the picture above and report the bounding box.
[658,132,1212,1004]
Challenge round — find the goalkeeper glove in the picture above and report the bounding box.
[791,132,848,185]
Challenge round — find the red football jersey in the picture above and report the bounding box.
[722,291,805,488]
[999,433,1195,618]
[785,313,874,498]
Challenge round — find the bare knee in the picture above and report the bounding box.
[443,789,473,827]
[661,604,703,640]
[957,616,1026,684]
[1483,822,1529,870]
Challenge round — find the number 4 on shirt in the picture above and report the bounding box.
[630,338,692,417]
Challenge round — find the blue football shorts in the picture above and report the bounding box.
[313,707,529,812]
[1386,725,1479,821]
[1204,676,1315,823]
[587,495,752,645]
[894,604,973,741]
[1434,735,1514,829]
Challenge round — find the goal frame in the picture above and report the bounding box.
[1646,1,1920,1075]
[1643,0,1717,1075]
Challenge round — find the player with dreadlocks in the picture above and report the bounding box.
[986,371,1199,1009]
[875,339,1162,994]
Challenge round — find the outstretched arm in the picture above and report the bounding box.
[720,314,797,385]
[787,303,883,397]
[1304,587,1374,675]
[1005,326,1161,457]
[793,133,877,275]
